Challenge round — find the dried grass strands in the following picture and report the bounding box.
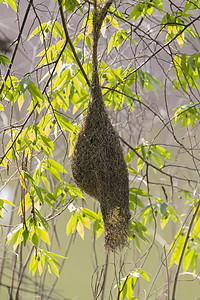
[71,0,131,251]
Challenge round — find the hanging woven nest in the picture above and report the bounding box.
[71,92,131,251]
[71,1,131,252]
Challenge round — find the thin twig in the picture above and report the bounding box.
[57,0,90,88]
[46,234,74,299]
[172,199,200,300]
[100,253,109,300]
[0,0,33,95]
[15,246,34,300]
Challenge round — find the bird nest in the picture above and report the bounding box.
[71,90,131,251]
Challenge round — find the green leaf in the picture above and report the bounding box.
[66,215,74,235]
[28,80,44,101]
[55,91,68,108]
[46,159,67,173]
[151,153,162,168]
[12,228,24,250]
[18,77,29,93]
[22,229,29,247]
[160,202,168,215]
[129,194,144,209]
[66,183,84,198]
[6,0,17,11]
[0,199,15,218]
[18,93,25,111]
[0,198,15,207]
[24,172,35,184]
[128,166,140,176]
[125,276,135,299]
[41,173,50,190]
[168,205,179,223]
[38,254,45,276]
[0,206,3,218]
[29,23,47,40]
[160,213,170,229]
[46,166,61,181]
[64,0,80,13]
[34,185,43,203]
[85,35,91,50]
[43,250,66,260]
[39,187,56,202]
[192,217,200,236]
[77,219,84,239]
[81,208,98,221]
[128,4,144,22]
[35,209,49,230]
[7,223,23,245]
[29,253,38,276]
[136,268,150,281]
[183,248,194,272]
[37,227,50,245]
[0,103,4,111]
[125,150,136,164]
[32,232,39,248]
[55,111,75,133]
[106,15,119,29]
[49,260,59,277]
[191,253,197,273]
[40,132,55,150]
[54,22,65,38]
[0,53,11,66]
[129,187,152,197]
[153,145,172,160]
[107,33,116,55]
[170,232,186,266]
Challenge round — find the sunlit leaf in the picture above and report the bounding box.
[46,158,67,173]
[77,219,84,239]
[49,260,59,277]
[0,103,4,111]
[125,150,136,164]
[0,53,11,66]
[130,187,152,197]
[37,227,50,245]
[160,202,168,215]
[54,111,74,133]
[32,232,39,248]
[0,198,15,207]
[18,93,25,111]
[183,248,194,272]
[29,23,47,40]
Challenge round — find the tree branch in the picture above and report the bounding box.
[172,199,200,300]
[0,0,33,95]
[57,0,90,88]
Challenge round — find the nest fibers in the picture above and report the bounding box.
[71,79,131,252]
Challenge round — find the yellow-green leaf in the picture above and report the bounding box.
[0,103,4,111]
[29,23,47,40]
[18,93,25,111]
[183,248,194,272]
[29,253,38,276]
[0,198,15,207]
[37,227,50,245]
[107,34,115,55]
[66,215,74,235]
[49,260,59,277]
[6,0,17,12]
[20,171,25,188]
[77,219,84,239]
[28,127,36,142]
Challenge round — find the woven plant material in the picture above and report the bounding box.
[71,82,131,251]
[71,1,131,251]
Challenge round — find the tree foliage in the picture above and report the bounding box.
[0,0,200,299]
